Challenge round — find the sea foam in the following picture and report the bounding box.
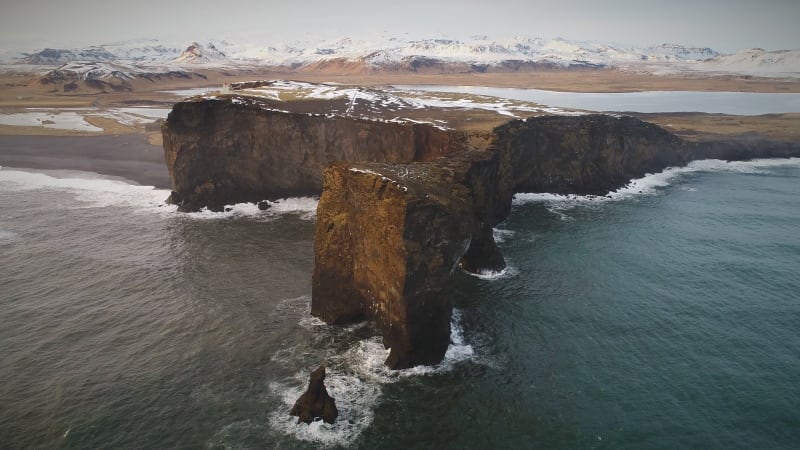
[0,167,318,221]
[513,157,800,213]
[463,263,520,281]
[267,297,491,448]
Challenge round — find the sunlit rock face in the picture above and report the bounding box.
[312,152,501,369]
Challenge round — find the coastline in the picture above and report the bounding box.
[0,134,171,188]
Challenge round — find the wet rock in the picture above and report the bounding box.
[165,190,182,206]
[257,200,272,210]
[289,366,338,425]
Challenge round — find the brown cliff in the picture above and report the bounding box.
[312,151,502,369]
[162,89,800,369]
[162,95,471,211]
[310,114,800,369]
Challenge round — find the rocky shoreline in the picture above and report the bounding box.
[161,87,800,369]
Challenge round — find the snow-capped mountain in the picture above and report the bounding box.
[43,61,139,81]
[174,42,227,64]
[209,36,724,68]
[698,48,800,75]
[18,39,182,65]
[35,60,207,93]
[5,35,798,77]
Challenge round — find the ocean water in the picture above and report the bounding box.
[1,159,799,449]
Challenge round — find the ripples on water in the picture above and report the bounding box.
[1,160,799,448]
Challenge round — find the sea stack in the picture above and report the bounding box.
[289,366,338,425]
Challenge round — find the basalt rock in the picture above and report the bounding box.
[312,151,503,369]
[289,365,338,425]
[312,114,729,368]
[491,115,690,216]
[163,94,800,370]
[161,96,469,211]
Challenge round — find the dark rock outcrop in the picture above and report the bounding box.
[289,366,338,425]
[162,96,469,211]
[495,115,688,195]
[163,94,800,369]
[310,114,799,369]
[312,151,501,369]
[311,115,694,368]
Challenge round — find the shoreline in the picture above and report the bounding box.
[0,134,171,188]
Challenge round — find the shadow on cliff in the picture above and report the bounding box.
[162,96,800,369]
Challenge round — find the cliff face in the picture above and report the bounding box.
[312,115,697,368]
[312,152,501,369]
[492,115,689,217]
[163,94,799,369]
[162,96,469,211]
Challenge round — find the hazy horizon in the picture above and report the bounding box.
[2,0,799,53]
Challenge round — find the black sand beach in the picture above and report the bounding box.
[0,134,171,188]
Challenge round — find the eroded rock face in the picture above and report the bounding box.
[312,115,701,369]
[312,151,503,369]
[290,365,338,425]
[161,96,467,211]
[492,115,689,209]
[163,97,800,370]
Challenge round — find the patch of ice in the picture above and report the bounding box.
[0,111,102,132]
[160,87,218,97]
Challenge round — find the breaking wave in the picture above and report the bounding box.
[266,297,492,447]
[513,157,800,213]
[0,167,318,221]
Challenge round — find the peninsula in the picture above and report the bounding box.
[161,80,799,369]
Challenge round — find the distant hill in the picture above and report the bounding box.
[6,35,798,78]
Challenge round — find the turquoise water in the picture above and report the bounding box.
[1,159,798,448]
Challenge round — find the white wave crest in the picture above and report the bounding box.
[268,303,490,447]
[0,229,17,242]
[268,370,381,448]
[0,167,319,221]
[462,263,520,281]
[0,167,173,209]
[513,157,800,211]
[492,227,515,243]
[184,197,318,221]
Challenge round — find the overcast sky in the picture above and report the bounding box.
[2,0,798,52]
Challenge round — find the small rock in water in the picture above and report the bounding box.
[224,207,233,212]
[165,190,182,205]
[290,365,338,425]
[257,200,272,210]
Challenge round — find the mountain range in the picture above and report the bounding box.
[4,36,798,77]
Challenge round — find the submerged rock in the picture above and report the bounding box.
[289,366,338,425]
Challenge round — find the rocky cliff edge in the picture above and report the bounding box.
[162,84,800,368]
